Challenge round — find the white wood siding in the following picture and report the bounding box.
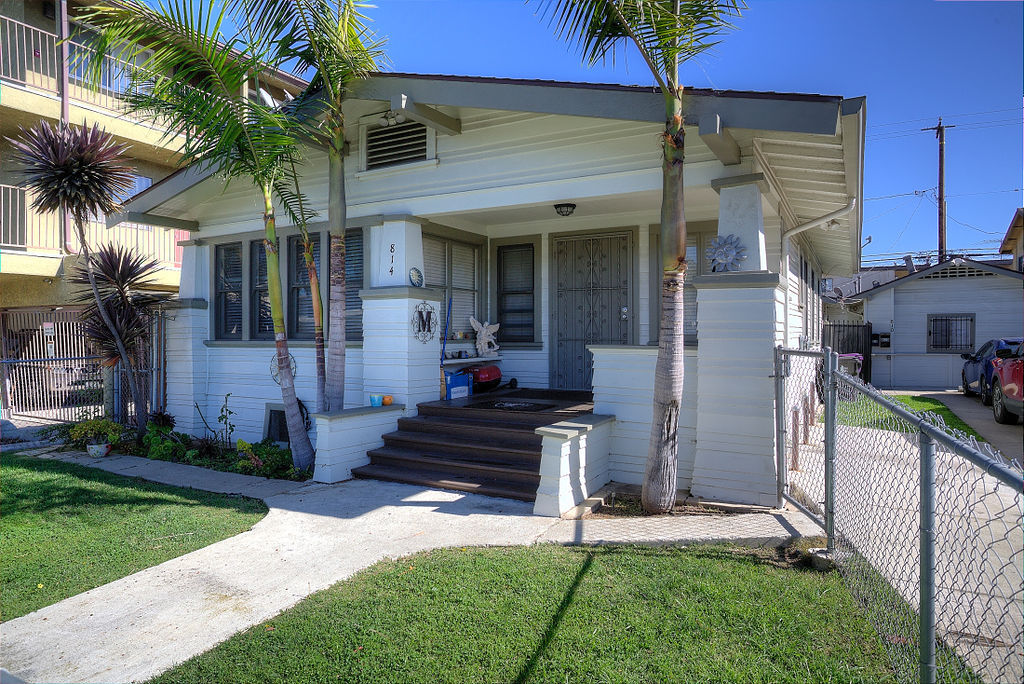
[865,273,1023,389]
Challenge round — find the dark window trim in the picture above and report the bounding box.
[489,234,542,347]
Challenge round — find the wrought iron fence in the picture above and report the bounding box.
[776,346,1023,684]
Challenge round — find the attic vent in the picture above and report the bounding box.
[366,121,428,170]
[920,265,995,279]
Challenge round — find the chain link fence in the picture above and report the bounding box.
[776,346,1023,684]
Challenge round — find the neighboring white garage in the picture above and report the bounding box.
[861,258,1023,389]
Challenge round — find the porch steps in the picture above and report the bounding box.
[351,410,545,502]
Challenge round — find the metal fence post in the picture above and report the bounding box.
[774,345,787,509]
[823,347,837,554]
[919,430,937,684]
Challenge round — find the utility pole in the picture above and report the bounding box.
[922,118,955,262]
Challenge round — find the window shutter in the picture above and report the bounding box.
[423,236,447,288]
[345,229,364,341]
[215,243,242,339]
[365,121,428,170]
[683,242,698,339]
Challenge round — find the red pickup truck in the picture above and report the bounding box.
[991,342,1023,425]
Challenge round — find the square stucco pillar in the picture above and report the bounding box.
[688,272,784,507]
[711,175,768,272]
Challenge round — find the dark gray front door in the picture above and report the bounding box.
[551,232,633,390]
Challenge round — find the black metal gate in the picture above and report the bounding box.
[822,322,873,383]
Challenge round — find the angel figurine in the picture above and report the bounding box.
[469,316,500,357]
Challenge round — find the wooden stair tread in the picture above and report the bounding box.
[367,446,539,479]
[382,429,540,456]
[397,415,542,442]
[351,463,536,502]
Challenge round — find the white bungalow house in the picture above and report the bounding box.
[113,73,865,512]
[859,258,1023,389]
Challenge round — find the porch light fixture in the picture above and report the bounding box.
[554,203,576,217]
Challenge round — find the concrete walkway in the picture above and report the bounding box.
[2,449,819,684]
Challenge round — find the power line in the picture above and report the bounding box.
[871,108,1020,128]
[867,120,1019,141]
[886,193,926,249]
[865,188,935,201]
[922,194,1002,235]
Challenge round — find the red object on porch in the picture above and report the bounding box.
[468,365,501,393]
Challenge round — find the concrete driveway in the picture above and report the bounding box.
[912,389,1023,460]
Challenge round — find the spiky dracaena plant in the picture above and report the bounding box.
[70,246,168,422]
[7,121,150,434]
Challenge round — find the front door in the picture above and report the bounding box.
[551,232,633,390]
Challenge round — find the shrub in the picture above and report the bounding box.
[68,419,125,447]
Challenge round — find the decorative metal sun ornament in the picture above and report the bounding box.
[270,353,297,385]
[706,234,748,272]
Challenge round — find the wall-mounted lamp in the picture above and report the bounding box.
[377,111,407,127]
[554,203,576,217]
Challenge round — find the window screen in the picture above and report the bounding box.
[927,314,975,353]
[288,234,321,338]
[250,240,274,339]
[344,229,364,342]
[214,243,242,339]
[497,244,535,342]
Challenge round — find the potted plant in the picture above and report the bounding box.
[69,419,125,457]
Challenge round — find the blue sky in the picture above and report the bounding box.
[354,0,1022,265]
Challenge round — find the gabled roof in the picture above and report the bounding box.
[857,258,1023,299]
[1000,207,1023,254]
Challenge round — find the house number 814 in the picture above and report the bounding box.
[389,243,396,275]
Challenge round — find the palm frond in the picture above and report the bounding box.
[536,0,743,93]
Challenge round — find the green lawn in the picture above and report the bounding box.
[837,394,984,441]
[1,452,267,621]
[151,545,895,684]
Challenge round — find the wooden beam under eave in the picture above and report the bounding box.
[391,94,462,136]
[699,114,741,166]
[107,212,199,232]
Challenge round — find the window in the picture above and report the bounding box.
[649,232,699,344]
[423,234,480,336]
[365,121,428,170]
[214,243,242,339]
[343,228,365,342]
[288,234,321,338]
[496,244,535,342]
[250,240,274,339]
[927,314,975,353]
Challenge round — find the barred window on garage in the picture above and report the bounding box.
[927,313,975,353]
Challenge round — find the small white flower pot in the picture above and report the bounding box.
[87,443,112,458]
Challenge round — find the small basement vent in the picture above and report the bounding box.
[365,120,428,170]
[266,409,289,443]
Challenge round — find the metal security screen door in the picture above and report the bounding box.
[551,232,633,390]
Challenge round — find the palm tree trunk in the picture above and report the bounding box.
[75,217,148,437]
[642,97,687,514]
[302,234,327,411]
[324,122,348,411]
[262,186,315,471]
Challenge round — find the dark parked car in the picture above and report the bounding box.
[962,337,1024,405]
[992,343,1023,424]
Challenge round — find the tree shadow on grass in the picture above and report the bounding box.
[1,453,265,517]
[513,549,597,684]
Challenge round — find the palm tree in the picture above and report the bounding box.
[236,0,385,412]
[82,0,317,469]
[539,0,743,513]
[7,121,150,435]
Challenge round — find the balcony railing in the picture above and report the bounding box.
[1,184,185,269]
[1,15,146,116]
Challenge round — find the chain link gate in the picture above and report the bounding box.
[776,346,1023,684]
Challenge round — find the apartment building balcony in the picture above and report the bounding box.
[1,183,187,291]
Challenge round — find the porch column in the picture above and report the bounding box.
[689,176,780,506]
[164,244,210,434]
[360,215,441,409]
